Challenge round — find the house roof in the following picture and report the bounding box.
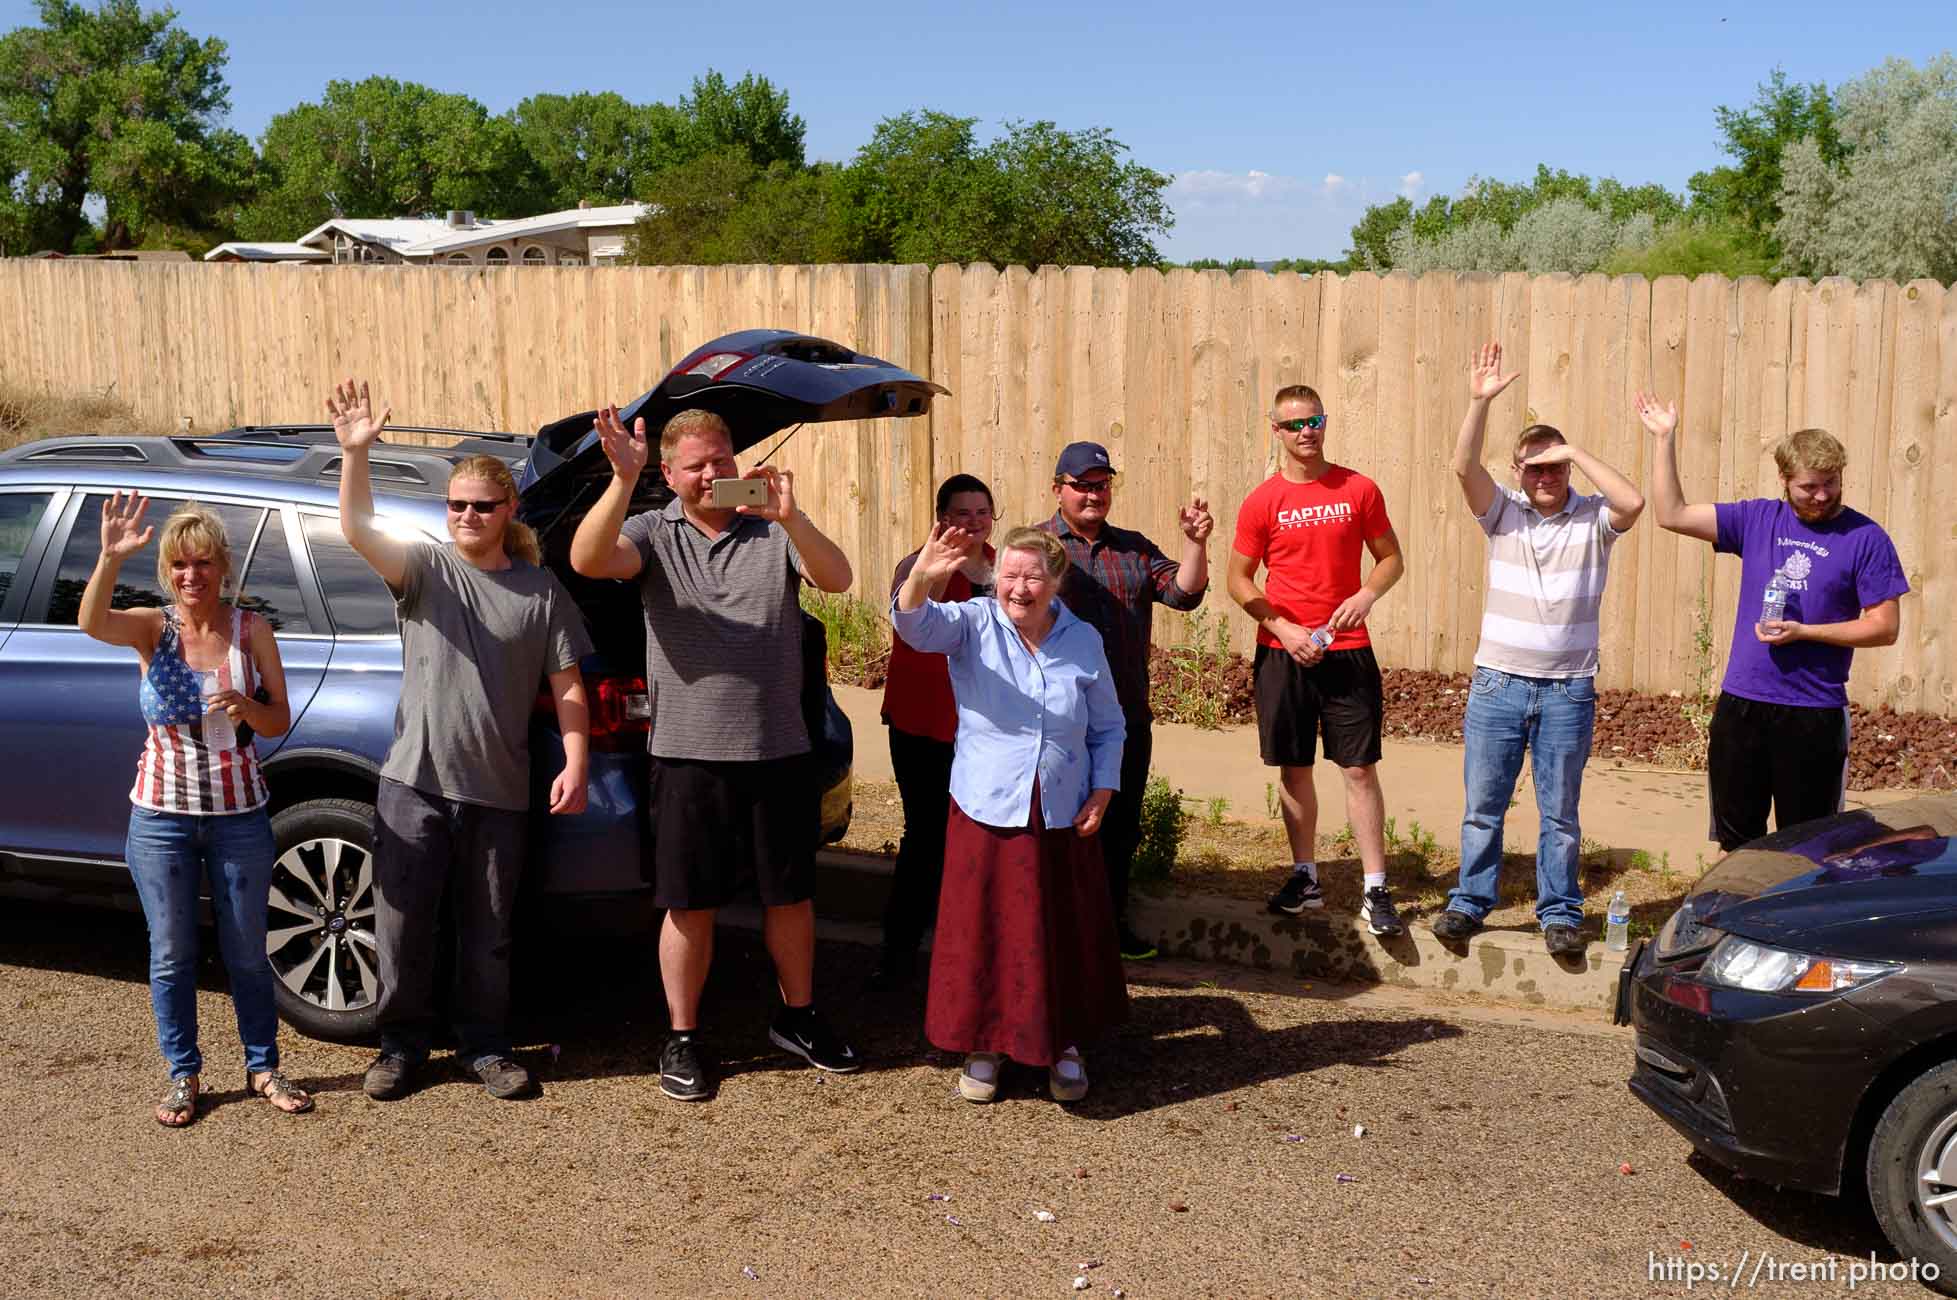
[399,204,647,255]
[203,241,332,263]
[294,216,462,253]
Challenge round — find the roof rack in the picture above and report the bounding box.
[0,427,528,495]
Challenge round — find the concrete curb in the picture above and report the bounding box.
[815,849,1628,1014]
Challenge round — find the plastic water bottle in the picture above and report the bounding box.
[1308,623,1334,650]
[199,670,237,752]
[1605,889,1630,952]
[1759,569,1789,626]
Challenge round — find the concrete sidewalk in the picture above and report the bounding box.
[835,685,1911,879]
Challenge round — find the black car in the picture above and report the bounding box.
[1621,794,1957,1290]
[0,328,942,1043]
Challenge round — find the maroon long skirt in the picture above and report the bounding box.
[924,793,1130,1067]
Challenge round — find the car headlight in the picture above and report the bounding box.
[1701,936,1899,993]
[1656,904,1724,959]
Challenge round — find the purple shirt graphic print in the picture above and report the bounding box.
[1713,497,1908,709]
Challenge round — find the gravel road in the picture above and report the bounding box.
[0,899,1932,1299]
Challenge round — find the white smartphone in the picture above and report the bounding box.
[710,477,769,509]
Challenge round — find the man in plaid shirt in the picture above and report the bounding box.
[1039,441,1214,959]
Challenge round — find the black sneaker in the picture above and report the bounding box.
[660,1034,713,1102]
[1431,909,1482,941]
[1117,923,1158,961]
[1360,886,1406,938]
[769,1008,863,1073]
[465,1054,535,1100]
[362,1051,415,1101]
[1267,870,1324,915]
[1544,924,1586,958]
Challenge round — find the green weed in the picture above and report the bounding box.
[1132,774,1193,885]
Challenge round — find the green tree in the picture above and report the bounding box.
[963,119,1172,268]
[0,0,254,252]
[1604,216,1777,279]
[1775,54,1957,282]
[510,91,670,209]
[238,76,544,239]
[1688,68,1845,237]
[653,70,805,171]
[826,110,988,263]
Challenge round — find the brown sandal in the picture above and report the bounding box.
[156,1075,199,1127]
[247,1068,314,1115]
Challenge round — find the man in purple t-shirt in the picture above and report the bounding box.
[1641,397,1908,850]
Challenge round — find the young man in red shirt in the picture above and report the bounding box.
[1228,384,1407,936]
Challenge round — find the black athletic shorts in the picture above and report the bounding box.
[647,753,818,910]
[1253,643,1385,769]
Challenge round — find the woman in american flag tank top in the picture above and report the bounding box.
[78,494,314,1126]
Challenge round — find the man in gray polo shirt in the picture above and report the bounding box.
[571,405,860,1102]
[1433,343,1646,957]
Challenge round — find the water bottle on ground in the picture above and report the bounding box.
[1605,889,1630,952]
[1759,569,1789,626]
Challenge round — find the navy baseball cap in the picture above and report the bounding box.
[1054,441,1117,480]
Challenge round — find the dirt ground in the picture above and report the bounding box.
[4,899,1939,1300]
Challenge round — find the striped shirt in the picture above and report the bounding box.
[1472,486,1625,679]
[131,605,269,815]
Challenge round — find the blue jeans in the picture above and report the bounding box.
[1449,668,1596,929]
[125,806,282,1078]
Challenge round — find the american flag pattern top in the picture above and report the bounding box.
[130,605,270,815]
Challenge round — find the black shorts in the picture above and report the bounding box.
[1253,643,1384,769]
[647,754,818,910]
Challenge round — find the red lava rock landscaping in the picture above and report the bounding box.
[1145,655,1955,793]
[839,638,1955,793]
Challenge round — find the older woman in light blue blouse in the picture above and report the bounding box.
[892,524,1127,1105]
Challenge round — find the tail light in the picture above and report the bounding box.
[683,350,749,379]
[536,674,650,753]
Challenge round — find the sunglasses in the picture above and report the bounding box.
[446,497,508,515]
[1274,416,1328,432]
[1060,477,1115,493]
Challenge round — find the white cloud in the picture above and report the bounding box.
[1159,166,1435,260]
[1170,168,1299,202]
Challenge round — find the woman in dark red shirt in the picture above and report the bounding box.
[871,474,996,989]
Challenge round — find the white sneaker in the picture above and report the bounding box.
[1048,1046,1088,1102]
[959,1052,1003,1103]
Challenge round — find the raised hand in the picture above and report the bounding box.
[916,521,981,580]
[742,466,795,522]
[325,379,390,450]
[1179,495,1214,543]
[1634,391,1678,439]
[594,405,649,481]
[1519,442,1577,467]
[99,490,153,559]
[1469,343,1521,402]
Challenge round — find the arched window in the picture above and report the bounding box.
[521,246,548,265]
[560,253,584,267]
[447,252,470,265]
[484,246,509,265]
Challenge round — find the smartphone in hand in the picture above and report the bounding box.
[710,477,769,509]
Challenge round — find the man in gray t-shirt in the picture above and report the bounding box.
[328,378,593,1103]
[572,405,861,1102]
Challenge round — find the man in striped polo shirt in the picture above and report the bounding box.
[1431,344,1646,956]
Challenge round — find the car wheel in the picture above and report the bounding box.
[1867,1059,1957,1296]
[267,798,385,1043]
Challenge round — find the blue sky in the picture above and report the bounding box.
[8,0,1950,260]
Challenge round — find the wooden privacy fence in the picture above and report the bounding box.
[2,260,1952,714]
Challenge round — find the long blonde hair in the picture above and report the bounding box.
[450,455,540,565]
[156,501,233,596]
